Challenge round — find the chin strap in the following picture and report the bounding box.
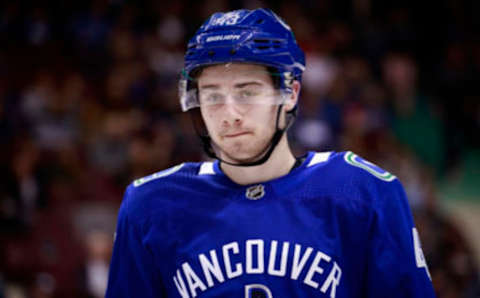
[190,105,297,167]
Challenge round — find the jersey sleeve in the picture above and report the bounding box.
[105,185,165,298]
[366,179,436,297]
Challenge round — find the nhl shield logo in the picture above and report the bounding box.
[246,184,265,200]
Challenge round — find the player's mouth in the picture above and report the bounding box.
[224,131,251,138]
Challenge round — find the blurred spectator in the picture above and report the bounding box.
[78,230,112,298]
[21,70,80,151]
[24,8,51,47]
[0,135,50,233]
[69,0,111,52]
[383,53,446,175]
[29,272,56,298]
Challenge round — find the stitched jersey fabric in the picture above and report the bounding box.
[105,151,436,298]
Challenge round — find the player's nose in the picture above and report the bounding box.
[221,101,243,127]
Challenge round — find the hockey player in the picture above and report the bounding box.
[105,8,436,298]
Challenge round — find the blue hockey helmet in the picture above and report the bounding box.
[179,8,306,111]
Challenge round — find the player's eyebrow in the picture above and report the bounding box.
[199,81,263,90]
[198,84,220,90]
[234,81,263,88]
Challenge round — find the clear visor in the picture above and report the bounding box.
[179,66,290,111]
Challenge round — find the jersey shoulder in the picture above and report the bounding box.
[131,161,205,188]
[340,151,396,182]
[121,161,205,222]
[306,150,397,182]
[305,151,403,203]
[132,164,186,188]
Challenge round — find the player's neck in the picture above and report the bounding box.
[220,136,296,185]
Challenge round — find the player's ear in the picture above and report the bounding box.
[284,81,301,112]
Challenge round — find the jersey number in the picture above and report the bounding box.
[245,284,273,298]
[344,152,396,182]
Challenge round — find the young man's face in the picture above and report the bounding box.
[197,63,287,163]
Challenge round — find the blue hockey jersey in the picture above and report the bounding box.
[105,151,436,298]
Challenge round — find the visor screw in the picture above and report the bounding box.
[208,51,215,56]
[230,49,236,55]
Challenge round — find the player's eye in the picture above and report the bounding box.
[236,89,260,103]
[239,90,254,98]
[201,93,225,105]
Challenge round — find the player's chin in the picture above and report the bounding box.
[221,145,266,164]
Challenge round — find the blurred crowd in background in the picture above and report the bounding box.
[0,0,479,297]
